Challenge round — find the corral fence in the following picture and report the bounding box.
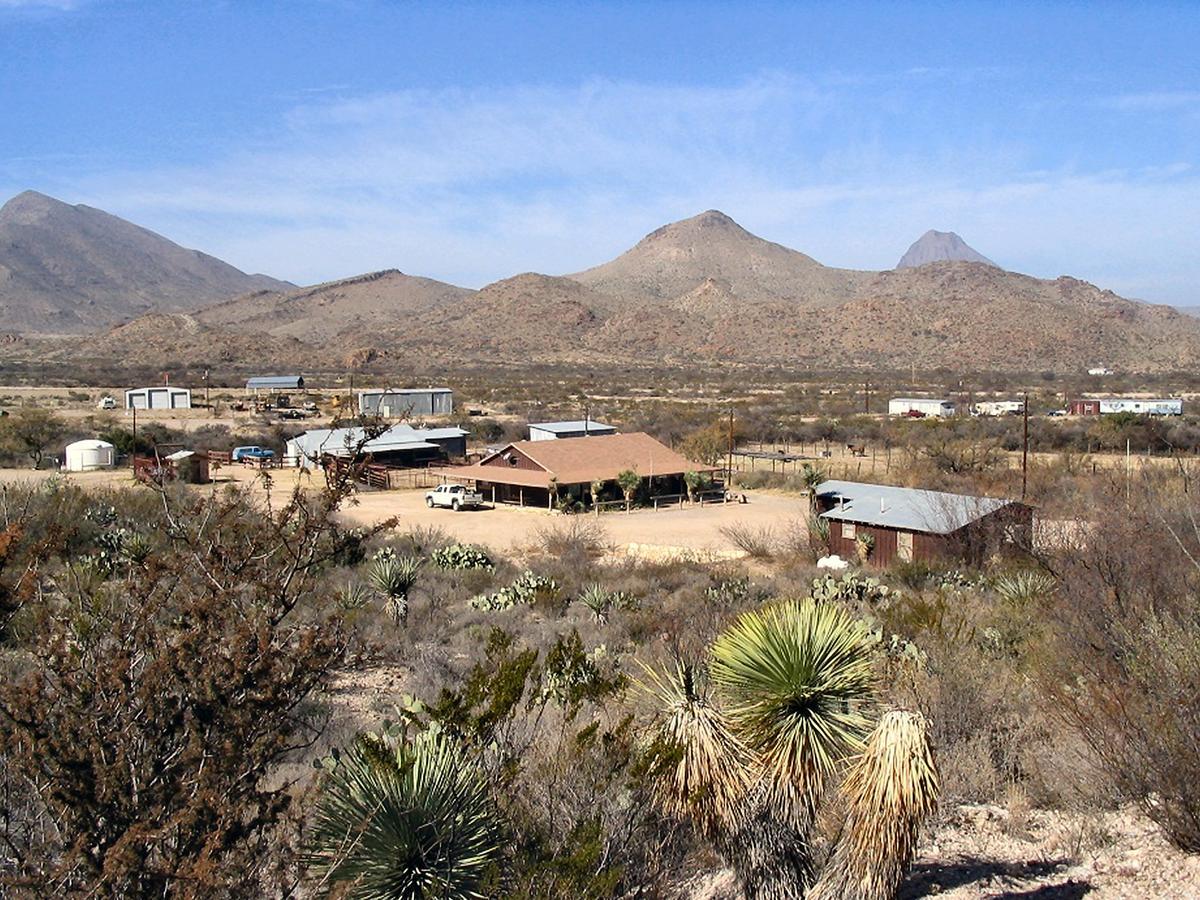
[321,456,444,491]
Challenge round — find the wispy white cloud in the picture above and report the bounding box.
[0,0,84,10]
[1101,90,1200,112]
[24,76,1199,305]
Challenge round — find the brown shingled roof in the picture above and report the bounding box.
[435,432,715,488]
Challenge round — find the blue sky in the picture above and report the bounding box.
[1,1,1198,304]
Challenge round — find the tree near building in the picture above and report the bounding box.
[616,468,640,512]
[0,406,65,468]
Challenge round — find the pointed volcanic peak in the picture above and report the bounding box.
[0,190,290,334]
[896,230,997,269]
[196,268,475,343]
[570,209,872,310]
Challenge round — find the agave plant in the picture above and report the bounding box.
[368,555,422,626]
[306,727,504,899]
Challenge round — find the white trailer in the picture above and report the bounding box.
[1098,398,1182,416]
[888,397,956,418]
[972,400,1025,417]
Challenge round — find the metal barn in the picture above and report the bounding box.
[358,388,453,418]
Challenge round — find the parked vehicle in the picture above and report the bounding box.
[425,483,484,511]
[232,446,276,463]
[96,396,116,410]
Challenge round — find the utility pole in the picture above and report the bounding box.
[203,369,210,409]
[131,404,138,474]
[1021,391,1029,500]
[726,408,735,484]
[864,380,870,415]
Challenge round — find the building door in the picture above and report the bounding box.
[897,531,914,562]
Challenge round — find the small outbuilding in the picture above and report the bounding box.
[125,386,192,410]
[64,439,115,472]
[358,388,453,418]
[815,480,1032,566]
[528,419,617,441]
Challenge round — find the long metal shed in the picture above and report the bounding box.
[246,376,305,391]
[358,388,453,417]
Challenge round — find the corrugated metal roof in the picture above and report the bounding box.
[357,387,452,396]
[817,480,1013,534]
[247,376,305,389]
[287,423,467,459]
[529,420,616,434]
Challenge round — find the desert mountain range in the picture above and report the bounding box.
[1,192,1198,373]
[0,191,289,334]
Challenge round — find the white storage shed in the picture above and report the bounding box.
[64,439,116,472]
[125,386,192,410]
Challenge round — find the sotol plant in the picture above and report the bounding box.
[306,726,504,898]
[644,598,938,900]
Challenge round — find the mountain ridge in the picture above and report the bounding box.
[5,201,1199,373]
[0,190,290,333]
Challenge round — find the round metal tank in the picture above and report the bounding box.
[64,439,116,472]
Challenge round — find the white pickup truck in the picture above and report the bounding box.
[425,483,485,511]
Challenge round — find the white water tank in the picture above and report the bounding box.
[64,439,116,472]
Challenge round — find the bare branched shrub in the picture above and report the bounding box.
[1040,474,1200,851]
[532,516,611,563]
[718,522,778,559]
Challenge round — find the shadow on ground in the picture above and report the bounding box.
[899,857,1093,899]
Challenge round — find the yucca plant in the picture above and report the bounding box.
[801,464,827,512]
[710,599,876,808]
[578,583,614,623]
[993,569,1056,606]
[369,555,422,626]
[306,727,504,899]
[809,711,939,900]
[336,580,373,611]
[641,661,753,836]
[643,597,937,900]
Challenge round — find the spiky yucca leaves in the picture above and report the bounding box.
[369,555,422,626]
[710,599,876,812]
[993,570,1056,606]
[306,728,504,899]
[641,661,753,836]
[809,711,938,900]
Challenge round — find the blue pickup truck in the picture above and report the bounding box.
[231,446,276,463]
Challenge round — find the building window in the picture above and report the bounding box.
[843,522,856,539]
[897,531,914,562]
